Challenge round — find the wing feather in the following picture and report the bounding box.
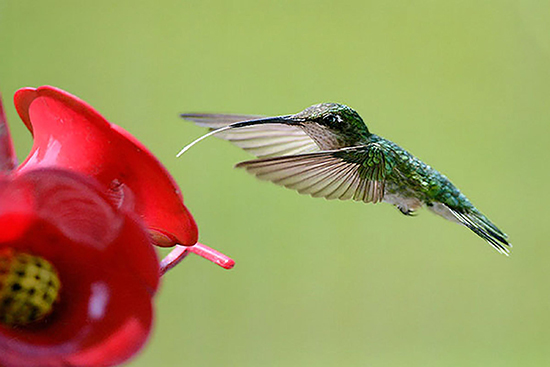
[236,145,394,203]
[324,164,360,200]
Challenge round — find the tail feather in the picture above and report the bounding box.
[448,207,511,255]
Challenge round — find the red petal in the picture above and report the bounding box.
[0,177,34,242]
[0,169,159,366]
[10,168,160,292]
[0,92,17,173]
[14,86,198,247]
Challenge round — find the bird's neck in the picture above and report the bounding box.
[301,124,372,150]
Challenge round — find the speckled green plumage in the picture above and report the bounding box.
[181,102,510,255]
[366,135,469,209]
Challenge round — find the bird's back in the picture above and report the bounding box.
[368,134,471,210]
[370,134,509,253]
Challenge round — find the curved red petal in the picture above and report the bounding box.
[27,169,124,250]
[0,177,35,242]
[66,296,153,367]
[0,93,17,172]
[11,168,160,291]
[0,169,159,366]
[14,86,198,247]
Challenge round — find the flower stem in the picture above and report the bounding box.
[160,242,235,276]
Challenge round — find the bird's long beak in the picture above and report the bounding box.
[177,115,298,157]
[228,114,296,128]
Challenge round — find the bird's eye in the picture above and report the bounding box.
[328,115,339,124]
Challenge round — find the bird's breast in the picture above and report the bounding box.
[382,186,424,212]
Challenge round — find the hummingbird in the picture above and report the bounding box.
[178,103,510,255]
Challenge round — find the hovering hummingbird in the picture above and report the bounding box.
[178,103,510,255]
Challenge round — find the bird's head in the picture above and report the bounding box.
[177,103,370,156]
[291,103,370,135]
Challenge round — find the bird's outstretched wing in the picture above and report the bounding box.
[181,113,319,158]
[236,144,395,203]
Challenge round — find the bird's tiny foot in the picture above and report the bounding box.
[398,206,416,216]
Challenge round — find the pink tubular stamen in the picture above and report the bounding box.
[160,242,235,276]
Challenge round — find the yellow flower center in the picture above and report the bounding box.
[0,249,61,327]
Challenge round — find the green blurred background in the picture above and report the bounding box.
[1,1,549,366]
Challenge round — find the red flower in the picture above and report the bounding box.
[9,86,234,268]
[0,87,234,366]
[14,86,197,247]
